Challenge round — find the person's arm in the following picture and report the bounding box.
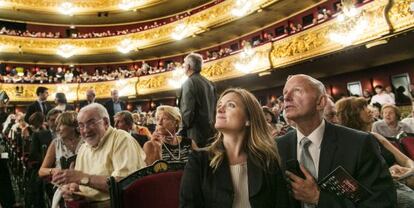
[143,141,161,165]
[39,141,57,178]
[53,169,110,192]
[371,132,414,168]
[180,80,196,129]
[191,141,198,150]
[180,152,204,208]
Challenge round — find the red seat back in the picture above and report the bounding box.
[122,171,183,208]
[400,136,414,160]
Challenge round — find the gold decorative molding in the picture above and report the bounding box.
[388,0,414,32]
[0,0,277,55]
[270,0,391,68]
[0,0,164,14]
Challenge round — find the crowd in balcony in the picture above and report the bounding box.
[0,61,181,83]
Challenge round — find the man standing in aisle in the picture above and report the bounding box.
[179,53,217,147]
[104,89,126,126]
[25,86,51,123]
[79,89,97,109]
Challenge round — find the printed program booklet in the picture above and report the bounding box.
[318,166,372,203]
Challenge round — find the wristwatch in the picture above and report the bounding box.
[80,176,90,186]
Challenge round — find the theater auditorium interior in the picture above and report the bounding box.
[1,0,414,207]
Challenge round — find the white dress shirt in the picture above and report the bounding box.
[296,120,326,179]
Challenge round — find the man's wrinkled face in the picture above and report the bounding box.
[78,109,108,147]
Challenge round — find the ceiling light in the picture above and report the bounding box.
[329,18,368,46]
[168,67,188,88]
[235,57,258,74]
[171,23,189,40]
[258,71,271,77]
[56,44,76,58]
[70,25,75,29]
[119,0,142,10]
[410,1,414,12]
[58,2,76,16]
[231,0,252,17]
[117,39,136,54]
[365,39,388,48]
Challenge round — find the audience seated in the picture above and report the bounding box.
[143,106,194,165]
[114,111,148,147]
[372,104,414,138]
[336,96,414,207]
[52,103,145,205]
[371,85,395,105]
[262,106,278,137]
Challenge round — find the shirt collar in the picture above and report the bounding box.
[296,120,325,149]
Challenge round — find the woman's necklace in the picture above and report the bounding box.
[161,129,181,160]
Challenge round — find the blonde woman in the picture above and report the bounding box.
[180,88,290,208]
[143,105,196,165]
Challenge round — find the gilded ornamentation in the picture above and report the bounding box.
[137,75,167,89]
[0,0,276,55]
[0,0,163,13]
[388,0,414,31]
[270,0,392,67]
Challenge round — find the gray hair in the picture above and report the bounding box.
[287,74,326,97]
[86,89,95,96]
[114,111,134,126]
[184,53,203,73]
[78,103,110,121]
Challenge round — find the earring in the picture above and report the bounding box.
[245,121,250,126]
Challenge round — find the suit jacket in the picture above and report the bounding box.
[276,121,396,208]
[79,101,96,109]
[180,151,292,208]
[24,101,52,123]
[104,99,126,126]
[179,73,217,147]
[28,129,54,166]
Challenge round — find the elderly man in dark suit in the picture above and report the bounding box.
[24,86,52,123]
[277,74,396,208]
[104,89,126,126]
[79,89,97,109]
[179,53,217,147]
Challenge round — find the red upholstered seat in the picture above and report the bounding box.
[123,171,183,208]
[400,136,414,160]
[109,160,186,208]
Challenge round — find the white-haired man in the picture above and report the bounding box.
[79,89,96,109]
[179,53,217,147]
[52,103,145,205]
[277,74,395,208]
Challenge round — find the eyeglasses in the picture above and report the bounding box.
[78,118,103,130]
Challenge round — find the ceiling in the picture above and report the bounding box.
[136,30,414,100]
[0,0,322,64]
[0,0,211,25]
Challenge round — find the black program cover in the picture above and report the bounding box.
[318,166,372,203]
